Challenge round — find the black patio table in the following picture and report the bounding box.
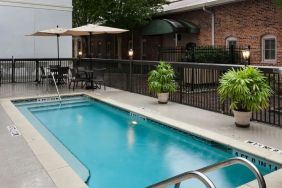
[84,70,98,89]
[48,66,68,85]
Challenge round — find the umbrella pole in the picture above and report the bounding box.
[89,33,92,58]
[57,34,61,66]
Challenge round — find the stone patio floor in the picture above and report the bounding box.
[0,82,282,187]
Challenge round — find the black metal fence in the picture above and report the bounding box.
[159,46,246,64]
[0,58,281,127]
[77,58,282,127]
[0,58,73,84]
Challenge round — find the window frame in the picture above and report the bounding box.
[226,37,238,48]
[262,35,277,64]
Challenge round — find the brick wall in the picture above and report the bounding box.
[165,0,282,65]
[78,0,282,64]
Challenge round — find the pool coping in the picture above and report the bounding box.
[1,91,282,188]
[0,93,88,188]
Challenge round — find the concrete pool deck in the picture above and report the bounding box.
[0,83,282,187]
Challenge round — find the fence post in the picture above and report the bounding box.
[248,45,251,65]
[12,56,15,83]
[230,45,235,64]
[179,67,183,104]
[129,60,132,92]
[35,60,39,82]
[191,46,195,91]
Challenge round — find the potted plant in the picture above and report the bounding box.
[218,66,273,127]
[148,61,177,104]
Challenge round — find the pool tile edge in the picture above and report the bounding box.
[1,98,88,188]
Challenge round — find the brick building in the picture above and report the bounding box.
[74,0,282,65]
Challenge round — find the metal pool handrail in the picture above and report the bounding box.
[146,157,266,188]
[50,72,62,102]
[147,171,215,188]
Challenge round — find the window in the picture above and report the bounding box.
[262,35,276,63]
[226,37,238,48]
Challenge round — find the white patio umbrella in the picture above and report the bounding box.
[65,24,129,57]
[64,24,129,36]
[27,26,71,61]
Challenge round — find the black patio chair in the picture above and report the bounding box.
[92,68,106,90]
[38,66,52,85]
[69,68,87,90]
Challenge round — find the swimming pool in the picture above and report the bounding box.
[15,95,280,188]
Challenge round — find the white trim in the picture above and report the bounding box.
[226,36,238,48]
[261,35,277,64]
[203,6,215,46]
[0,0,72,12]
[163,0,243,14]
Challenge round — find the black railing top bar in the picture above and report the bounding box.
[0,58,73,61]
[78,58,282,74]
[0,57,281,74]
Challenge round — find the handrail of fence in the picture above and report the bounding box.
[82,57,281,73]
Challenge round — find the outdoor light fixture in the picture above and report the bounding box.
[128,49,134,59]
[242,47,250,65]
[78,51,82,57]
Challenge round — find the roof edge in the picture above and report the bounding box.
[162,0,244,15]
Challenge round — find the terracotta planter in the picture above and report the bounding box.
[157,93,169,104]
[233,110,252,128]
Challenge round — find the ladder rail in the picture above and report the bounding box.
[147,171,216,188]
[197,157,266,188]
[146,157,266,188]
[50,72,62,102]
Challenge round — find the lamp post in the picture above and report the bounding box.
[77,51,83,67]
[242,47,251,66]
[128,49,134,92]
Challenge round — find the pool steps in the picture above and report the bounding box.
[14,96,88,107]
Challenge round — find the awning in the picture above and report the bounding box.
[142,19,199,36]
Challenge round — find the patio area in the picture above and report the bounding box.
[1,82,282,187]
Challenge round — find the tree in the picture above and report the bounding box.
[73,0,169,29]
[273,0,282,7]
[73,0,104,27]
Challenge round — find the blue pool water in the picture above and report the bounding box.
[15,96,277,188]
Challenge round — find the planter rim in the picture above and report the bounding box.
[233,110,252,113]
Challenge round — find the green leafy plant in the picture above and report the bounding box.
[218,66,273,112]
[148,61,177,93]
